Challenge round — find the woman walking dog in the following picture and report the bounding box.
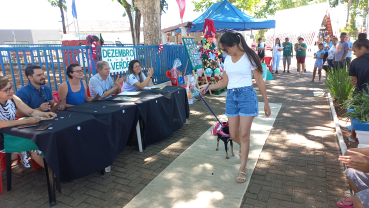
[200,32,271,183]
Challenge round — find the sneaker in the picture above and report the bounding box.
[19,152,31,168]
[287,71,290,73]
[304,69,307,73]
[283,71,286,73]
[275,71,278,74]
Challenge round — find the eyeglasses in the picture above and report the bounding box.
[73,70,84,73]
[1,86,13,94]
[220,48,228,53]
[134,65,142,69]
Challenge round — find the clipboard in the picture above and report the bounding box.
[50,98,66,112]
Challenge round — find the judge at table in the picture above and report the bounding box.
[121,60,154,92]
[58,63,93,108]
[89,61,124,99]
[0,76,57,168]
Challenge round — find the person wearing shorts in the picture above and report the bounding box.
[311,43,324,82]
[337,148,369,208]
[200,32,271,184]
[282,37,293,73]
[295,37,307,74]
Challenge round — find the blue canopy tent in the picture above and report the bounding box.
[189,0,275,32]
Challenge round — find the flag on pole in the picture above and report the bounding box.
[126,0,133,6]
[72,0,78,19]
[176,0,186,20]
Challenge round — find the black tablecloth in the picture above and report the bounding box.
[66,100,140,159]
[1,111,112,181]
[108,86,190,148]
[1,86,189,182]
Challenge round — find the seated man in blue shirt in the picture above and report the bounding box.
[89,61,124,99]
[16,65,64,117]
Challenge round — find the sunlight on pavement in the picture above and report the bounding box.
[174,191,224,208]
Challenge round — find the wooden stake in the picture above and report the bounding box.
[183,59,189,76]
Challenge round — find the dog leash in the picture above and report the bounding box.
[198,87,223,126]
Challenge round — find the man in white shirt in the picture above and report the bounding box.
[89,61,124,99]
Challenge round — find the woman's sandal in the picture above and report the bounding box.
[336,197,353,208]
[237,171,247,183]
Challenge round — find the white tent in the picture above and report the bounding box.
[265,3,346,54]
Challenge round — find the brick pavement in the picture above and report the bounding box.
[0,57,347,208]
[241,59,349,208]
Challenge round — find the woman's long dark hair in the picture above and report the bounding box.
[220,32,263,74]
[353,33,369,50]
[275,38,281,47]
[125,60,144,84]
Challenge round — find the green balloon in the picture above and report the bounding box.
[214,68,220,74]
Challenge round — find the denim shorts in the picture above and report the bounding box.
[314,61,323,69]
[226,86,258,117]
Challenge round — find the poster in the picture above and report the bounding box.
[182,37,203,70]
[101,47,135,73]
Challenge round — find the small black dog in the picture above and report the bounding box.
[215,124,234,159]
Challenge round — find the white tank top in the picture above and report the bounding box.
[224,53,254,89]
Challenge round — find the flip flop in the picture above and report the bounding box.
[237,171,246,183]
[337,197,353,208]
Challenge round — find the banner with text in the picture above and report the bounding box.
[101,47,135,73]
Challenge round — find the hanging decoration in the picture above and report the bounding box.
[157,43,164,54]
[197,18,222,85]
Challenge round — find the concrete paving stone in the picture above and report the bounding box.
[258,191,270,202]
[245,192,258,199]
[243,198,267,207]
[248,183,262,194]
[84,197,106,207]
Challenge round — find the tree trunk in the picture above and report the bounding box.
[347,0,352,25]
[135,0,161,45]
[135,9,141,44]
[123,1,136,45]
[59,0,66,34]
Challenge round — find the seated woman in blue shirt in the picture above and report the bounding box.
[59,64,93,107]
[121,60,154,92]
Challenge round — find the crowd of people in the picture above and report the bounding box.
[0,59,154,171]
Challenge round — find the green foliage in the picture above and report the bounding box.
[340,11,358,38]
[325,66,355,104]
[255,29,268,41]
[192,0,261,14]
[48,0,67,11]
[344,89,369,123]
[116,0,168,17]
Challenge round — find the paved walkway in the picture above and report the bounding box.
[0,57,347,208]
[241,59,348,208]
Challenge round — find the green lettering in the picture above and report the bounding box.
[130,49,134,56]
[119,62,123,69]
[102,50,107,58]
[115,49,119,57]
[110,62,115,70]
[118,49,123,58]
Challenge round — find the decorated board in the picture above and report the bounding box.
[182,37,203,70]
[101,47,135,74]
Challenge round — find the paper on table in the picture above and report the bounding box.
[118,91,142,96]
[144,87,160,89]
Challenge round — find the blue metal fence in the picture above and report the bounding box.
[0,44,192,92]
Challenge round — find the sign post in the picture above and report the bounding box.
[101,47,135,75]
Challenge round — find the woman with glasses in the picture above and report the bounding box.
[59,64,93,107]
[121,60,154,92]
[0,76,57,168]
